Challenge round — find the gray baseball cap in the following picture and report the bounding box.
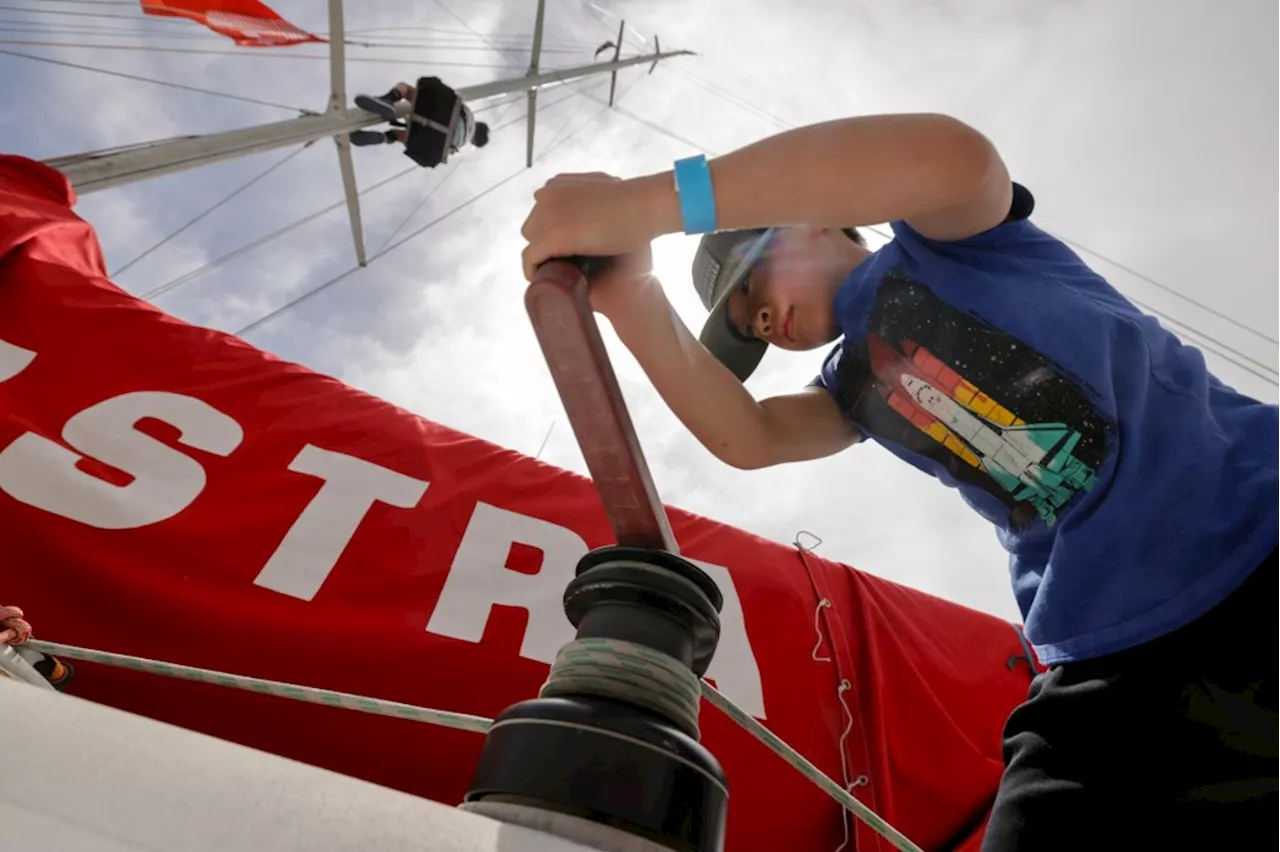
[691,227,777,381]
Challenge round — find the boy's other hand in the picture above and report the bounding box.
[520,171,672,281]
[583,243,656,320]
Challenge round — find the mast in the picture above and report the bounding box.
[45,49,694,196]
[326,0,366,266]
[607,19,625,107]
[525,0,548,168]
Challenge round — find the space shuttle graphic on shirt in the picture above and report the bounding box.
[865,332,1098,526]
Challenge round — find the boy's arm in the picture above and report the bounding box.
[636,113,1012,243]
[604,276,860,471]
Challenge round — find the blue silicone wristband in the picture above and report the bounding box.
[673,155,717,235]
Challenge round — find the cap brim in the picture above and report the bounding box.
[699,300,768,382]
[697,228,775,382]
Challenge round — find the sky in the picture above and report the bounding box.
[0,0,1276,623]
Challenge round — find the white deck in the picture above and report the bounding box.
[0,677,603,852]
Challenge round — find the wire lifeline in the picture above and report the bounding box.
[21,635,922,850]
[22,638,494,733]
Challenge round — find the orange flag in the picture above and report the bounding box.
[140,0,325,47]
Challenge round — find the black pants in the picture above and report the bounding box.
[983,548,1278,851]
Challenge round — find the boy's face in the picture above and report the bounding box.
[723,225,845,352]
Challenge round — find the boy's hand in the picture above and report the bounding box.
[520,172,673,281]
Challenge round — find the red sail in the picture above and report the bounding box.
[140,0,324,47]
[0,154,1038,852]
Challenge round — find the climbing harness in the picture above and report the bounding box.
[406,77,463,168]
[354,76,465,169]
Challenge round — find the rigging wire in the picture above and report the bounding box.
[661,56,1278,352]
[374,158,466,256]
[140,162,419,302]
[573,0,627,44]
[430,0,504,57]
[584,93,1278,382]
[38,1,1262,377]
[21,0,599,48]
[1047,231,1278,346]
[533,81,603,158]
[1,4,188,23]
[111,143,312,278]
[534,419,556,459]
[376,75,609,252]
[581,91,717,156]
[12,3,598,50]
[0,22,601,54]
[141,80,601,304]
[373,96,528,255]
[0,21,228,39]
[0,38,524,67]
[234,98,615,338]
[662,63,794,132]
[0,46,313,113]
[344,25,588,47]
[652,63,1279,368]
[1124,296,1277,381]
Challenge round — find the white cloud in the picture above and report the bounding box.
[2,0,1274,625]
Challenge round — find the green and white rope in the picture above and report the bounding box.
[22,636,920,851]
[539,637,703,739]
[21,639,492,734]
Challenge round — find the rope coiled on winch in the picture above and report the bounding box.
[538,637,703,739]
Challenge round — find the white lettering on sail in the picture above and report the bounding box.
[0,337,37,383]
[0,391,242,529]
[689,559,767,719]
[253,444,428,601]
[427,502,583,664]
[426,502,768,718]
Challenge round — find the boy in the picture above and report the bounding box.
[520,113,1278,849]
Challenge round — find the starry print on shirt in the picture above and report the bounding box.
[831,269,1115,530]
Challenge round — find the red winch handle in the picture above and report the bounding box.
[525,256,678,553]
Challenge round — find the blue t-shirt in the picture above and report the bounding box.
[811,184,1278,665]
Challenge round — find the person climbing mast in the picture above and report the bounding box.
[351,80,490,166]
